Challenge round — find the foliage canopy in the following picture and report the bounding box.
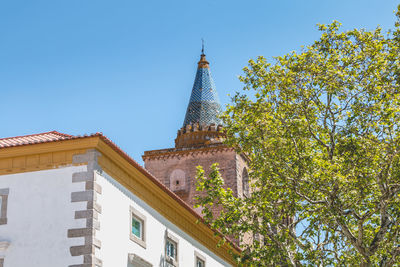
[195,9,400,267]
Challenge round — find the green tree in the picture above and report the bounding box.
[195,9,400,267]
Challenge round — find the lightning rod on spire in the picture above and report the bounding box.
[201,38,205,55]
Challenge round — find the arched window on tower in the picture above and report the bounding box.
[242,168,250,198]
[170,169,186,192]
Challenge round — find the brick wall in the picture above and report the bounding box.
[143,149,240,209]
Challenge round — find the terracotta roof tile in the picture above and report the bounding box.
[0,131,71,148]
[0,131,102,148]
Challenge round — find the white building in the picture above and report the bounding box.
[0,131,239,267]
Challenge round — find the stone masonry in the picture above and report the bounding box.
[68,149,102,267]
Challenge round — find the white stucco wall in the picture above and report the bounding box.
[96,171,232,267]
[0,166,87,267]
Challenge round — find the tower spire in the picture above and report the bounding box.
[182,50,222,128]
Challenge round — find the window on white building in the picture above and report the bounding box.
[194,251,206,267]
[196,258,205,267]
[132,215,143,239]
[0,188,9,225]
[166,239,177,259]
[165,231,179,266]
[129,206,146,248]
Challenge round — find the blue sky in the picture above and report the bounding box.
[1,0,399,164]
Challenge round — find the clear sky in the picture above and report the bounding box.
[1,0,399,164]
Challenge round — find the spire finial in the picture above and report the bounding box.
[198,40,209,68]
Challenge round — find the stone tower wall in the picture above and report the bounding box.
[143,149,240,210]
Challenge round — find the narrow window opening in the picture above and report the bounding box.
[132,215,143,239]
[194,251,206,267]
[165,231,179,266]
[196,258,205,267]
[242,168,250,198]
[129,206,146,248]
[0,188,9,225]
[166,239,177,259]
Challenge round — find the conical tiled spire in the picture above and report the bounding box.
[182,53,223,127]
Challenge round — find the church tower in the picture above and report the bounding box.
[142,51,249,211]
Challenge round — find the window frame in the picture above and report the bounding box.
[0,241,10,267]
[129,206,146,248]
[194,251,206,267]
[128,253,152,267]
[132,215,143,239]
[0,188,9,225]
[165,231,179,266]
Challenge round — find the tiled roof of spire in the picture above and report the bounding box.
[182,53,223,127]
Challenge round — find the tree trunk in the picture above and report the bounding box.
[360,259,371,267]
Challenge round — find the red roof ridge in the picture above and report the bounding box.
[0,131,103,149]
[50,131,74,137]
[0,130,73,141]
